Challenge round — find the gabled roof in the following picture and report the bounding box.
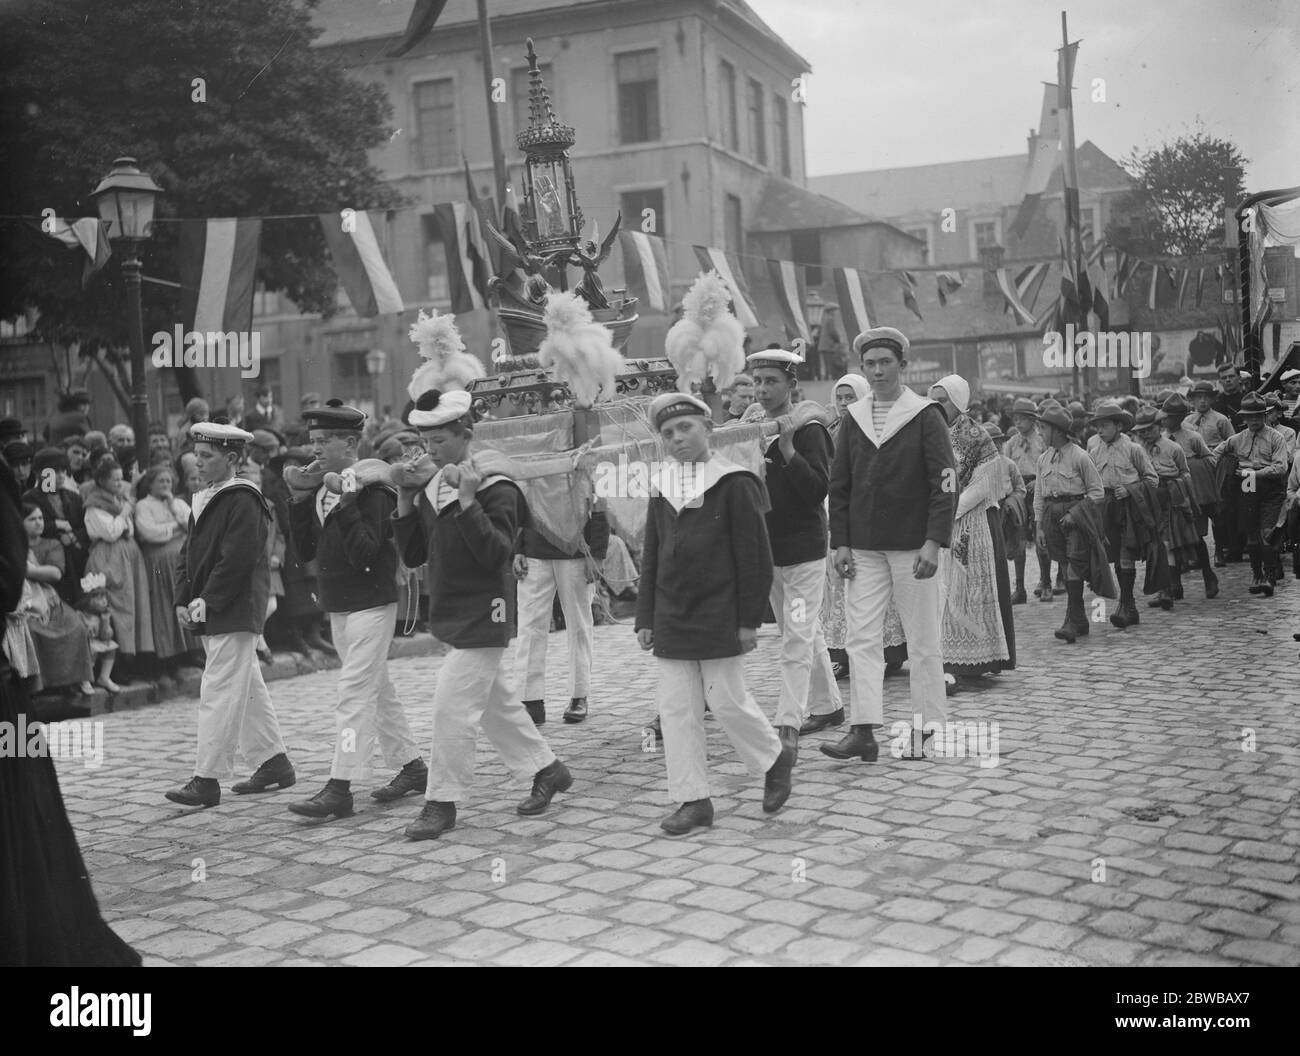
[749,177,889,233]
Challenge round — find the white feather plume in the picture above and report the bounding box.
[537,291,622,408]
[664,270,745,392]
[406,308,486,400]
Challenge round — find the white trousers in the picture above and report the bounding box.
[425,646,556,803]
[329,603,419,781]
[657,656,783,803]
[769,559,842,726]
[515,558,594,699]
[844,549,946,728]
[195,632,286,779]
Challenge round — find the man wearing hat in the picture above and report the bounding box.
[393,388,573,840]
[1134,405,1199,609]
[1211,392,1289,596]
[1263,393,1296,460]
[43,390,92,446]
[2,442,33,490]
[826,327,957,762]
[1004,398,1050,604]
[1087,400,1158,628]
[1033,404,1107,642]
[1187,379,1238,565]
[286,399,424,819]
[167,420,294,807]
[746,346,842,748]
[1280,367,1300,424]
[635,390,793,834]
[1160,392,1221,598]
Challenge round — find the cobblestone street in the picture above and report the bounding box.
[56,561,1300,967]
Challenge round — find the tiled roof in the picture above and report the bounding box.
[749,177,884,233]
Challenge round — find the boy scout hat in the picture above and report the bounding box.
[1088,400,1135,430]
[301,398,367,432]
[1133,406,1162,430]
[1238,392,1268,416]
[984,423,1005,442]
[1160,392,1191,418]
[1188,379,1218,396]
[852,326,910,358]
[1034,406,1073,433]
[1010,398,1038,416]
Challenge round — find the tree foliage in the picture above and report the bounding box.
[0,0,405,400]
[1107,128,1248,257]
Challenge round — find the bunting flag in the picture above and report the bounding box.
[692,244,760,328]
[832,266,874,340]
[177,218,263,334]
[995,268,1036,325]
[1175,266,1191,309]
[620,230,672,313]
[318,210,404,318]
[1034,292,1062,333]
[1058,237,1083,320]
[1015,261,1051,313]
[1084,243,1110,329]
[1057,42,1082,255]
[44,217,111,287]
[434,202,490,313]
[462,158,504,277]
[765,258,810,343]
[1114,251,1138,296]
[1011,84,1061,239]
[1194,266,1207,307]
[388,0,450,58]
[896,269,923,321]
[1145,262,1181,312]
[936,270,964,306]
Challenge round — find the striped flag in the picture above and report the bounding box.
[1175,266,1191,309]
[619,231,672,313]
[995,267,1036,325]
[692,245,760,328]
[766,258,810,343]
[832,266,874,340]
[936,270,964,306]
[434,202,491,313]
[177,218,263,333]
[1011,84,1062,239]
[1194,266,1207,307]
[1115,251,1137,296]
[1016,262,1051,313]
[319,210,403,317]
[388,0,450,58]
[44,217,111,288]
[896,270,923,321]
[1084,244,1110,330]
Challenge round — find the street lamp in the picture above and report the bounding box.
[516,39,583,264]
[804,289,826,379]
[91,157,163,472]
[365,348,388,419]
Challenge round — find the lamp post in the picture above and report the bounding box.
[91,157,163,472]
[804,289,826,380]
[365,348,388,419]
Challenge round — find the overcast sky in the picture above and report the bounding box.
[753,0,1298,189]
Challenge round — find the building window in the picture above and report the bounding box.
[616,50,660,144]
[790,230,822,287]
[414,78,458,170]
[774,94,790,177]
[252,284,283,318]
[512,63,552,140]
[724,194,744,255]
[421,215,450,305]
[620,189,666,239]
[719,60,738,151]
[1082,204,1102,245]
[904,226,932,264]
[747,79,766,165]
[332,351,371,409]
[245,357,281,409]
[971,218,1001,257]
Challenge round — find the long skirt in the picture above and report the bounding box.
[939,504,1015,677]
[86,538,153,657]
[0,666,141,965]
[26,586,93,689]
[138,537,195,661]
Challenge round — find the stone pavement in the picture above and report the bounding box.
[54,560,1300,966]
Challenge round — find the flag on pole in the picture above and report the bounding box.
[43,217,112,287]
[318,210,404,317]
[1011,84,1062,239]
[832,266,874,340]
[1175,266,1191,309]
[692,245,760,328]
[1115,251,1137,296]
[995,267,1036,325]
[1016,261,1051,313]
[434,202,491,313]
[766,258,810,343]
[177,218,263,334]
[936,270,965,306]
[388,0,450,58]
[896,270,923,321]
[620,230,672,313]
[462,157,504,277]
[1194,266,1207,307]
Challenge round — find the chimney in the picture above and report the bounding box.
[980,244,1006,311]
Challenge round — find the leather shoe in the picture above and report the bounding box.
[232,753,295,794]
[517,759,572,816]
[522,699,546,725]
[165,776,220,807]
[563,697,588,723]
[405,800,456,840]
[1259,578,1275,598]
[288,780,354,819]
[778,724,799,765]
[371,759,428,802]
[1010,587,1027,605]
[763,738,796,813]
[1037,581,1053,602]
[1204,574,1219,599]
[799,707,844,735]
[661,798,713,835]
[820,724,879,761]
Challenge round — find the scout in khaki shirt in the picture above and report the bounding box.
[1159,392,1220,600]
